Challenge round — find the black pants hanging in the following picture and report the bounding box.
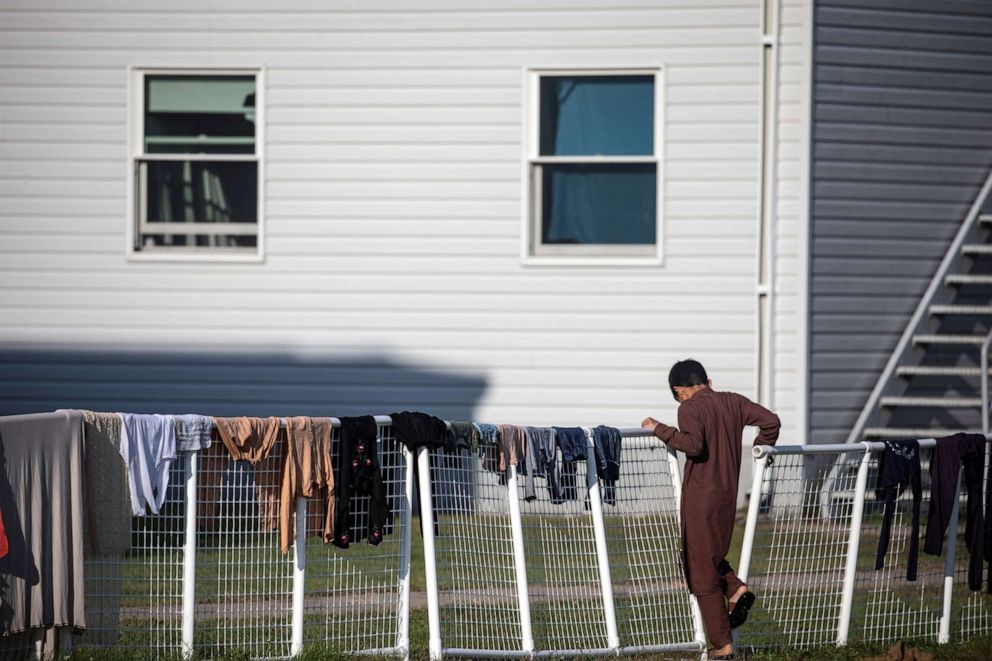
[923,433,987,591]
[874,439,921,580]
[333,416,390,548]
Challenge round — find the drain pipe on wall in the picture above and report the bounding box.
[755,0,780,413]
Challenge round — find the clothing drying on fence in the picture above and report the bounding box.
[554,426,587,462]
[280,417,335,553]
[523,426,563,503]
[388,411,448,451]
[923,432,988,592]
[650,388,780,650]
[173,414,213,452]
[213,416,283,532]
[497,424,526,472]
[874,439,922,581]
[474,422,501,473]
[333,416,390,548]
[0,410,87,650]
[446,421,478,454]
[118,413,177,516]
[592,426,622,506]
[79,410,131,554]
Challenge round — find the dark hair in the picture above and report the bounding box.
[669,359,708,401]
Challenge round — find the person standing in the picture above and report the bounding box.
[642,359,780,659]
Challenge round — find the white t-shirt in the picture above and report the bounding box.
[118,413,178,516]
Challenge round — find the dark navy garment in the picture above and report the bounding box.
[923,433,987,591]
[554,427,588,462]
[333,416,389,548]
[873,439,921,580]
[592,426,622,506]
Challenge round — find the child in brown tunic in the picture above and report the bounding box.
[642,359,780,659]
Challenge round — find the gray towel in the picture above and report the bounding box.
[174,414,213,452]
[79,410,132,555]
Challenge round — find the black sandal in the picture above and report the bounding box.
[728,590,755,629]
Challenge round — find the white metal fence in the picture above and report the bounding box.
[737,437,992,651]
[417,428,706,659]
[81,417,413,660]
[25,418,992,659]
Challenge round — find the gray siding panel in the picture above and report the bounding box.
[809,0,992,444]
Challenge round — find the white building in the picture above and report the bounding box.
[3,0,991,455]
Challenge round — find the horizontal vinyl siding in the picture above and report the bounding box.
[0,0,772,427]
[809,0,992,443]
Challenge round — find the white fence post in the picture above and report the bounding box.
[418,447,444,661]
[584,429,620,651]
[938,468,963,644]
[665,447,707,651]
[738,449,770,584]
[290,496,307,657]
[506,461,535,656]
[836,444,872,646]
[181,450,198,660]
[395,446,415,660]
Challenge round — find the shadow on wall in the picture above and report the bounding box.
[0,346,488,421]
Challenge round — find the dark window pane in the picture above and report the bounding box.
[140,234,257,249]
[541,164,656,245]
[145,161,257,224]
[145,75,256,154]
[539,75,653,156]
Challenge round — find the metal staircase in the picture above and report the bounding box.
[847,171,992,442]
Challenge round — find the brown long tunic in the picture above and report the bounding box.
[652,387,780,647]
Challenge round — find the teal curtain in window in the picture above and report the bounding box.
[541,165,656,245]
[539,75,655,245]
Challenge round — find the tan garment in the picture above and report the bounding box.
[497,424,526,470]
[280,417,335,553]
[213,417,283,532]
[79,410,132,554]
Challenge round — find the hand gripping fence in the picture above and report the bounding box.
[736,436,992,652]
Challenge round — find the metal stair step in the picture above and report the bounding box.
[896,365,991,377]
[946,274,992,286]
[879,396,982,408]
[929,304,992,316]
[864,427,984,439]
[981,214,992,224]
[913,334,986,346]
[963,244,992,255]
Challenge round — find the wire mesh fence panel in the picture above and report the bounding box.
[738,452,856,650]
[431,446,522,654]
[303,425,408,654]
[854,447,942,644]
[81,455,187,656]
[603,437,697,650]
[949,441,992,642]
[519,454,609,653]
[194,441,293,658]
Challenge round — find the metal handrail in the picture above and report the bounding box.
[843,168,992,445]
[983,329,992,435]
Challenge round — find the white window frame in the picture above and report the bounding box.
[126,66,265,263]
[521,67,664,266]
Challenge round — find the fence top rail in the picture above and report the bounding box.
[753,434,992,458]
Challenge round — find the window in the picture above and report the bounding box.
[130,70,261,257]
[526,70,662,262]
